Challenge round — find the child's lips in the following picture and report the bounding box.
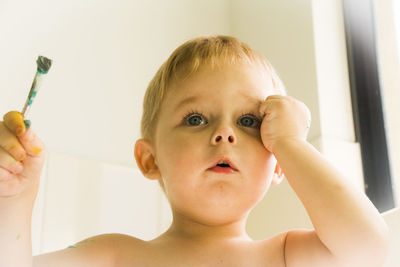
[208,166,238,174]
[208,157,239,172]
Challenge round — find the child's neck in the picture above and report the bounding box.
[157,215,252,244]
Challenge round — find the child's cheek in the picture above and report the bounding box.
[167,138,202,169]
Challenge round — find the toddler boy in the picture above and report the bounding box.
[0,35,389,267]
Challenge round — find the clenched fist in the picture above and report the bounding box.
[259,95,311,153]
[0,111,46,198]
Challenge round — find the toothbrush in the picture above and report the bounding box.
[21,55,52,129]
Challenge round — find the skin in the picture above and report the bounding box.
[135,62,285,245]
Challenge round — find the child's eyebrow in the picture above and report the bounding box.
[174,96,200,112]
[174,94,263,112]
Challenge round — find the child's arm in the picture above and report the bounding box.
[259,96,390,267]
[0,111,119,267]
[273,139,389,266]
[0,111,45,267]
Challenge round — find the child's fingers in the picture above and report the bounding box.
[0,122,26,161]
[0,146,24,174]
[18,128,45,157]
[2,111,44,158]
[259,98,280,119]
[265,95,284,100]
[3,111,26,137]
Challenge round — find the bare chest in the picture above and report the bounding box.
[134,255,281,267]
[116,239,285,267]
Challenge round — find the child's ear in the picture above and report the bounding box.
[271,161,284,185]
[134,138,161,180]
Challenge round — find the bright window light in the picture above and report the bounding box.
[394,0,400,62]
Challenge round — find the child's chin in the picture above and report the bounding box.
[190,210,247,226]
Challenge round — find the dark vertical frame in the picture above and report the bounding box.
[342,0,395,212]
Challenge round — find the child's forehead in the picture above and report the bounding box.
[177,59,267,77]
[171,61,272,89]
[171,92,265,113]
[165,70,271,110]
[159,61,277,113]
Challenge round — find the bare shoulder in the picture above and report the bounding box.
[104,233,149,266]
[96,233,146,257]
[33,233,144,267]
[77,233,148,267]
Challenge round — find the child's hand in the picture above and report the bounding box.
[259,95,311,153]
[0,111,45,198]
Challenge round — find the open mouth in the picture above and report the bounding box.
[208,159,238,174]
[209,165,237,174]
[217,163,230,168]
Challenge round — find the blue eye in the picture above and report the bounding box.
[183,111,207,126]
[185,113,207,126]
[237,114,261,128]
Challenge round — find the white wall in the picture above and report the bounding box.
[382,207,400,267]
[32,151,169,254]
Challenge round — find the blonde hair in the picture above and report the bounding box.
[140,35,286,143]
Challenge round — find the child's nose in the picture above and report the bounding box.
[210,126,236,145]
